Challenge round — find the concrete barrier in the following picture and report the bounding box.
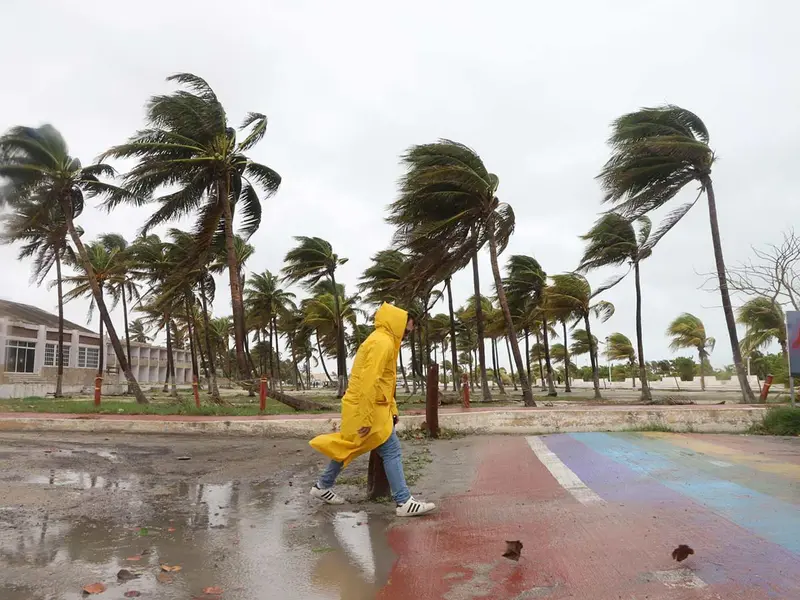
[0,405,768,437]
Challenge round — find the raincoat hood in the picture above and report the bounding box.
[374,302,408,344]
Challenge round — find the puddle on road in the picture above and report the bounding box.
[1,475,395,600]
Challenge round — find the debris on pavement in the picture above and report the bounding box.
[503,540,524,561]
[82,583,107,595]
[672,544,694,562]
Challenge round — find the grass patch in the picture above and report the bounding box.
[337,474,368,487]
[750,406,800,436]
[404,446,433,486]
[0,396,328,416]
[624,422,676,433]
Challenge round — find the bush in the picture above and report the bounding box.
[752,406,800,436]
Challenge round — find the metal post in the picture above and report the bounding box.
[461,373,470,409]
[94,376,102,407]
[790,376,796,408]
[760,374,773,403]
[259,375,267,412]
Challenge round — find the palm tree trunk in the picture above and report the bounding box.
[268,319,276,388]
[490,338,505,395]
[633,261,652,402]
[168,322,177,398]
[446,278,460,393]
[185,298,200,388]
[289,336,299,390]
[244,334,257,396]
[630,359,637,389]
[562,320,572,393]
[524,328,531,383]
[486,226,534,405]
[417,328,426,393]
[199,280,220,402]
[219,175,251,382]
[410,339,419,395]
[441,341,448,390]
[273,316,283,393]
[703,178,755,403]
[317,335,333,383]
[505,337,518,392]
[54,250,64,398]
[541,318,557,397]
[61,200,147,404]
[329,271,347,398]
[471,252,492,401]
[163,317,171,394]
[121,288,132,394]
[584,314,602,400]
[699,350,707,391]
[399,347,410,394]
[534,331,546,390]
[98,293,105,377]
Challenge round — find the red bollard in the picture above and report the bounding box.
[259,376,267,412]
[760,374,774,403]
[192,375,200,408]
[461,373,470,409]
[94,375,102,407]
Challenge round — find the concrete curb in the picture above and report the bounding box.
[0,406,768,437]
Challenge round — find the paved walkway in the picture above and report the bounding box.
[383,432,800,599]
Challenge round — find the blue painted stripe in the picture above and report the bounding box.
[572,432,800,555]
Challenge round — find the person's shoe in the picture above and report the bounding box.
[396,497,436,517]
[310,485,346,505]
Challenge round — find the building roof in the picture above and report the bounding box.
[0,298,96,335]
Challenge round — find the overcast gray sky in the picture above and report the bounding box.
[1,0,796,369]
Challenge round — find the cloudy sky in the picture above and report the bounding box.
[1,0,796,369]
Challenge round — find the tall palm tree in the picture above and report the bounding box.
[547,273,614,399]
[245,270,297,389]
[548,299,575,393]
[0,124,147,403]
[598,104,754,402]
[570,329,598,373]
[102,73,281,383]
[579,213,654,401]
[605,333,638,388]
[667,313,715,391]
[282,236,349,397]
[737,298,787,359]
[1,201,77,397]
[387,140,531,404]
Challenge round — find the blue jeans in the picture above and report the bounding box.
[317,429,411,505]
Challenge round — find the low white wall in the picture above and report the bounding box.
[532,375,762,391]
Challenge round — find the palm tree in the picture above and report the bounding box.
[667,313,716,391]
[548,300,575,393]
[1,201,77,397]
[605,333,638,388]
[0,124,147,403]
[283,237,349,397]
[547,273,614,399]
[387,140,532,404]
[129,319,150,343]
[737,298,787,359]
[245,270,297,389]
[570,329,598,375]
[579,213,654,401]
[598,104,755,402]
[103,73,281,383]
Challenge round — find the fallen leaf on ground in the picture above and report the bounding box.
[138,527,149,536]
[672,544,694,562]
[117,569,139,581]
[503,540,524,561]
[82,583,107,594]
[125,556,142,562]
[203,586,224,595]
[161,564,182,572]
[167,527,176,532]
[177,456,192,461]
[123,592,141,598]
[156,573,174,584]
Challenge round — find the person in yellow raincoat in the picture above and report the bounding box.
[309,302,436,517]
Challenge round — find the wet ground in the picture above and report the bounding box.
[1,432,799,599]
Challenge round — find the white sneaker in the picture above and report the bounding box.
[310,485,346,505]
[396,496,436,517]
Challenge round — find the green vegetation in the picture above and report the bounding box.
[751,407,800,436]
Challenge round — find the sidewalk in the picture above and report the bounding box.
[0,404,768,437]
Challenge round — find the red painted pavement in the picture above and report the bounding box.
[379,436,799,600]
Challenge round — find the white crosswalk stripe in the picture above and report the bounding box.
[526,436,605,506]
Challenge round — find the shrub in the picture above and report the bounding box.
[752,406,800,436]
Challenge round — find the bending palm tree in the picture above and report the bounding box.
[605,333,637,388]
[387,140,531,404]
[598,105,754,402]
[0,125,147,403]
[547,273,614,399]
[1,201,77,397]
[103,73,281,383]
[667,313,715,391]
[129,319,150,343]
[738,298,787,359]
[283,237,349,397]
[579,213,654,401]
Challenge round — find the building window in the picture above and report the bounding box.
[44,343,71,368]
[78,347,100,370]
[5,340,36,373]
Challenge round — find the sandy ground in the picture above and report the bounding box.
[0,432,446,600]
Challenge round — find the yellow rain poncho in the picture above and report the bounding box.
[309,302,407,467]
